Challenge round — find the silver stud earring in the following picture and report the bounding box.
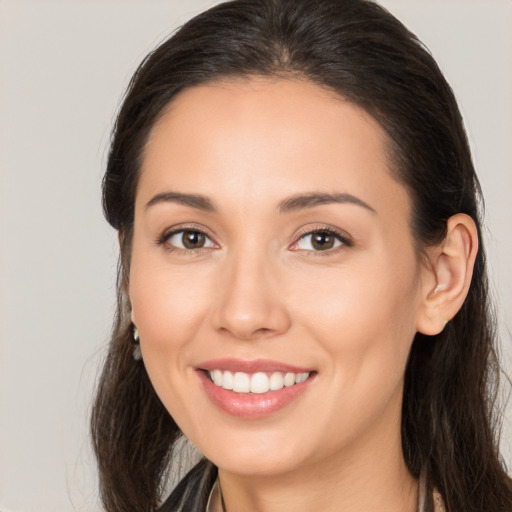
[132,326,142,361]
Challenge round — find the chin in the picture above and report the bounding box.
[209,450,304,477]
[193,428,315,477]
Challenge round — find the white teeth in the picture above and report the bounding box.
[208,370,310,394]
[233,372,250,393]
[250,372,269,394]
[269,372,284,391]
[211,369,223,386]
[222,371,234,390]
[295,372,309,384]
[284,372,295,387]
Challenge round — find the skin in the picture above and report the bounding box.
[128,77,478,512]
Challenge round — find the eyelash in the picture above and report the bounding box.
[155,224,217,255]
[290,226,353,255]
[156,225,353,255]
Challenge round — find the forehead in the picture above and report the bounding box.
[138,77,410,220]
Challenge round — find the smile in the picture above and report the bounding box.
[208,370,311,394]
[197,359,316,419]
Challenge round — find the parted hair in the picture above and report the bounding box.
[91,0,512,510]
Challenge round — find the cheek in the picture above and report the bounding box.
[128,249,215,368]
[128,252,219,428]
[293,253,421,390]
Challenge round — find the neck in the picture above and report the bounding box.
[218,401,417,512]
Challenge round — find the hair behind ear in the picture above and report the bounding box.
[403,229,512,510]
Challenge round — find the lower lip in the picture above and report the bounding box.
[197,371,314,419]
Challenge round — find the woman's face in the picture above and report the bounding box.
[129,78,429,477]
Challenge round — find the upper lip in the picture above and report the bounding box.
[197,358,314,374]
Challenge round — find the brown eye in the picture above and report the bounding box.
[182,231,206,249]
[166,230,215,250]
[311,232,336,250]
[294,230,344,252]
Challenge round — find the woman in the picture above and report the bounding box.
[91,0,512,510]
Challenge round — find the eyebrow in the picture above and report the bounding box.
[145,191,376,214]
[278,192,376,214]
[145,192,216,212]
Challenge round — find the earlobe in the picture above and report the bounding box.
[416,214,478,336]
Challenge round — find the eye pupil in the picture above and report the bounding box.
[182,231,205,249]
[312,232,335,250]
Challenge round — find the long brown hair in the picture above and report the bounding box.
[91,0,512,510]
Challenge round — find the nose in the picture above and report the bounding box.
[211,250,291,341]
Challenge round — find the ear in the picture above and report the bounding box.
[416,214,479,336]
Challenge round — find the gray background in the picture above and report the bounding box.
[1,1,511,510]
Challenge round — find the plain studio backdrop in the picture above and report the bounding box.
[0,1,510,510]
